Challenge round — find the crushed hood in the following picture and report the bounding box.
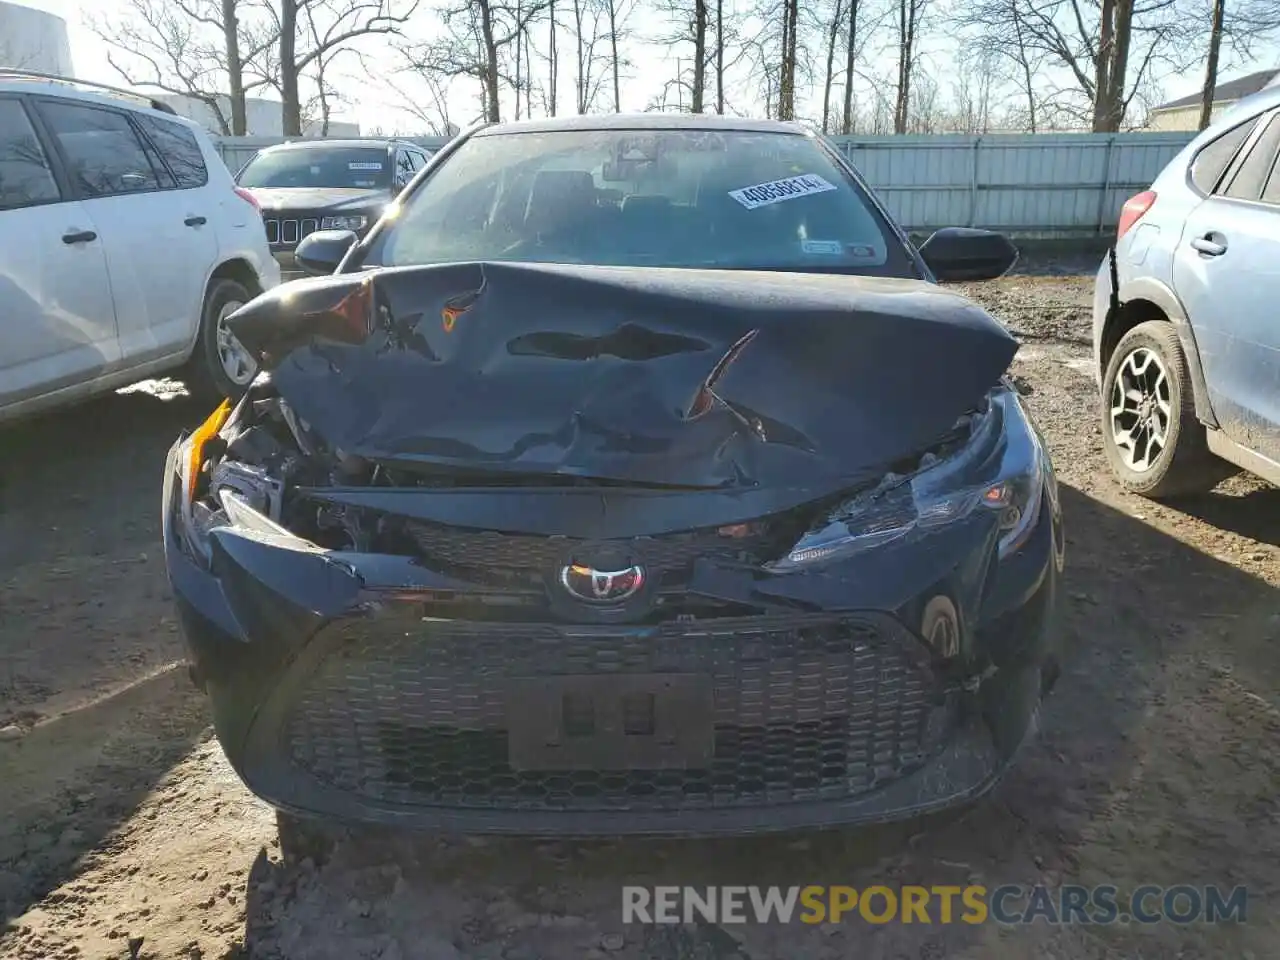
[227,261,1017,491]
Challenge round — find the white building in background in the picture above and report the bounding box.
[153,93,360,138]
[1146,69,1280,131]
[0,1,74,76]
[0,3,359,138]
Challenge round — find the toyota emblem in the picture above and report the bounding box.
[560,563,646,604]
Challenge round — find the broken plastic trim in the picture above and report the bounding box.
[219,489,317,546]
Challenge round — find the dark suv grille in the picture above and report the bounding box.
[263,217,319,247]
[282,613,951,812]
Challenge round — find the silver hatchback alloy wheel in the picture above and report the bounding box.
[1109,345,1171,473]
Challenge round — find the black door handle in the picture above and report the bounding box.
[62,230,97,244]
[184,215,207,227]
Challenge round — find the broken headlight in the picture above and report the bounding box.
[768,388,1046,572]
[175,401,309,565]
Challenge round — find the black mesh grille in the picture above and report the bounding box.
[282,614,952,812]
[403,521,781,582]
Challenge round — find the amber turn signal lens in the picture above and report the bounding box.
[185,401,231,502]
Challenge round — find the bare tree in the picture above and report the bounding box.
[221,0,248,133]
[1199,0,1227,129]
[958,0,1185,132]
[692,0,708,111]
[778,0,800,119]
[546,0,561,115]
[957,0,1046,131]
[91,0,275,135]
[652,0,709,112]
[715,0,725,111]
[570,0,612,112]
[740,0,816,120]
[268,0,419,136]
[868,82,894,132]
[893,0,930,133]
[949,46,1000,132]
[374,54,457,134]
[603,0,637,111]
[906,70,938,131]
[820,0,846,132]
[509,0,543,118]
[302,4,353,133]
[402,0,546,123]
[1010,6,1044,130]
[1091,0,1132,131]
[840,0,860,132]
[1195,0,1280,130]
[523,15,536,114]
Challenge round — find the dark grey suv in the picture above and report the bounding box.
[236,137,432,274]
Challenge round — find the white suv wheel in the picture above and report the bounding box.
[214,299,255,386]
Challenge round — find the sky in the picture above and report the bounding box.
[16,0,683,132]
[12,0,1279,135]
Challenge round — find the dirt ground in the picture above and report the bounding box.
[2,256,1278,960]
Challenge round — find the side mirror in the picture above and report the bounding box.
[918,227,1019,283]
[295,229,358,276]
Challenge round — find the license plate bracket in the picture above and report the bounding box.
[506,674,714,771]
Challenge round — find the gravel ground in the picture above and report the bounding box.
[1,255,1277,960]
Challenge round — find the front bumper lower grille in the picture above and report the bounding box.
[281,613,952,813]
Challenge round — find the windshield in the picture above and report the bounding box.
[369,129,912,275]
[238,146,391,189]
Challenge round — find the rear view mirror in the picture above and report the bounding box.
[918,227,1019,282]
[295,229,357,276]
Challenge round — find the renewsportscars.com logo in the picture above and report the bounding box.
[622,885,1248,926]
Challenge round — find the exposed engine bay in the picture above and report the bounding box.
[181,258,1031,572]
[183,376,998,577]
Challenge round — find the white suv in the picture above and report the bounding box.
[0,72,280,423]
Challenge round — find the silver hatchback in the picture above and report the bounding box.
[1093,85,1280,496]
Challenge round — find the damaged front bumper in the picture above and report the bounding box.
[162,391,1064,838]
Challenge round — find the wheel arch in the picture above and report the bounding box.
[185,258,266,361]
[1102,277,1218,429]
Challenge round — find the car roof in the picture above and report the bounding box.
[0,73,202,130]
[260,138,414,152]
[472,113,811,137]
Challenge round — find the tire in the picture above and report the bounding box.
[275,810,343,867]
[1100,320,1236,498]
[185,278,257,402]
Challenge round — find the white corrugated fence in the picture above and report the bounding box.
[212,131,1198,237]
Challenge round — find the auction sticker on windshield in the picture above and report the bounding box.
[730,174,837,210]
[801,239,845,255]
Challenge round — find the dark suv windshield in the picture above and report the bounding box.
[238,146,391,189]
[368,129,911,275]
